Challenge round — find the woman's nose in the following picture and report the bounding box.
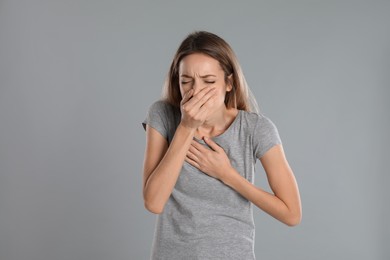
[192,81,204,95]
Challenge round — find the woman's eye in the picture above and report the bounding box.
[205,81,215,84]
[181,81,190,85]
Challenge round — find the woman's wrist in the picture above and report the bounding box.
[220,166,241,187]
[177,121,197,136]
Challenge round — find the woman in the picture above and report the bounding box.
[142,31,301,259]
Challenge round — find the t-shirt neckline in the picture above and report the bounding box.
[193,110,242,142]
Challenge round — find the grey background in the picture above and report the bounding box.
[0,0,389,259]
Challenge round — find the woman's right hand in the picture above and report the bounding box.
[180,86,216,129]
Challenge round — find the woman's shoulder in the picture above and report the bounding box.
[145,99,181,125]
[240,110,264,125]
[147,99,180,115]
[143,99,181,139]
[239,110,278,132]
[148,99,173,110]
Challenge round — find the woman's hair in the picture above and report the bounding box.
[161,31,259,113]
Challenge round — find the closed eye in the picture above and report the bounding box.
[205,81,215,84]
[181,81,191,84]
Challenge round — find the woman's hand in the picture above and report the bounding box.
[185,137,233,180]
[180,87,216,129]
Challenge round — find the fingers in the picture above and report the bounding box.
[186,148,198,161]
[192,138,221,153]
[186,143,201,168]
[196,97,214,116]
[188,141,204,156]
[203,137,221,152]
[190,140,205,151]
[182,88,216,122]
[180,89,194,106]
[180,86,217,129]
[183,86,216,109]
[192,87,216,109]
[185,155,199,169]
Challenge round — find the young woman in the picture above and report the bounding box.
[142,31,301,259]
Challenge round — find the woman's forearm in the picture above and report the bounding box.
[143,123,195,214]
[221,167,301,226]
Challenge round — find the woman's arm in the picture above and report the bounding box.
[186,138,302,226]
[143,123,195,214]
[142,86,217,214]
[222,144,302,226]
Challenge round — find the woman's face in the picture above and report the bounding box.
[178,53,232,109]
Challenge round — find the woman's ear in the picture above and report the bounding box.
[226,74,233,92]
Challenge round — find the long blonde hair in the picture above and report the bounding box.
[162,31,259,113]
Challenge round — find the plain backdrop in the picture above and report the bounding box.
[0,0,389,259]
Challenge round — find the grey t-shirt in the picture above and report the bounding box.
[142,100,282,260]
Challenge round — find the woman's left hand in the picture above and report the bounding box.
[185,137,232,180]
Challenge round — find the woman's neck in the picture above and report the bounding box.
[195,106,238,139]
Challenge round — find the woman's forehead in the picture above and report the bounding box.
[179,53,223,76]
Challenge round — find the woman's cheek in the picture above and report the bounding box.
[215,88,226,103]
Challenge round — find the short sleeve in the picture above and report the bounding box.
[252,114,282,159]
[142,100,170,140]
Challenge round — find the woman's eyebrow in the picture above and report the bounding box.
[180,74,217,78]
[200,74,216,78]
